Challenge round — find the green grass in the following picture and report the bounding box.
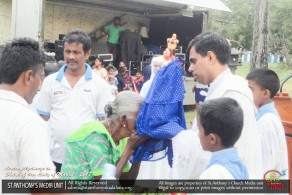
[185,110,196,129]
[184,63,292,128]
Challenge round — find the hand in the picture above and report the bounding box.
[115,134,148,179]
[192,86,196,93]
[125,133,148,152]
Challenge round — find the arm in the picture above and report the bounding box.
[93,162,141,181]
[257,114,288,176]
[94,175,102,180]
[114,89,118,96]
[101,26,109,35]
[19,119,56,178]
[192,85,196,93]
[84,132,113,179]
[40,115,50,121]
[170,130,210,179]
[119,159,141,180]
[102,69,108,79]
[97,116,105,121]
[37,77,52,121]
[115,134,148,179]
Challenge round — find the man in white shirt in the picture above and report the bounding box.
[172,32,263,179]
[0,38,55,193]
[37,29,111,172]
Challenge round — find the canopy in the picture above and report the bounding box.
[163,0,232,12]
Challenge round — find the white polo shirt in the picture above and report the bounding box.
[37,64,111,164]
[0,90,55,189]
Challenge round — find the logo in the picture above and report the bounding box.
[52,87,66,98]
[264,170,287,191]
[53,90,64,96]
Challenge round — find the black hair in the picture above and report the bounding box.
[63,29,91,53]
[90,62,95,68]
[114,16,121,22]
[88,55,97,62]
[106,65,116,72]
[0,37,45,84]
[95,57,104,64]
[119,60,126,65]
[118,67,126,74]
[197,97,244,147]
[104,102,113,118]
[187,32,231,65]
[246,68,280,99]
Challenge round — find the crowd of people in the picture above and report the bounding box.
[0,26,289,194]
[90,58,146,96]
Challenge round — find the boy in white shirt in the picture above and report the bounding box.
[246,69,288,177]
[197,97,249,179]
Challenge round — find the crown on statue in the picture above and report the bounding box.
[167,34,179,49]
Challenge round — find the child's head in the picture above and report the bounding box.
[246,69,280,108]
[119,60,127,69]
[90,61,96,70]
[105,62,113,69]
[197,97,243,152]
[95,57,103,67]
[108,76,115,85]
[107,65,116,76]
[118,67,127,77]
[135,71,142,78]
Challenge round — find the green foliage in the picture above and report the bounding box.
[269,2,292,45]
[209,0,292,61]
[269,1,292,66]
[208,0,254,50]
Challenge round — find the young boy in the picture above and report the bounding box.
[192,80,208,109]
[197,97,249,179]
[106,65,118,86]
[246,69,288,176]
[133,71,144,93]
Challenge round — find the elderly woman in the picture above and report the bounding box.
[139,55,164,97]
[60,91,144,180]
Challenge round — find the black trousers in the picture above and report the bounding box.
[107,42,118,63]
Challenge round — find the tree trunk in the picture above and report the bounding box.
[250,0,269,70]
[282,41,292,67]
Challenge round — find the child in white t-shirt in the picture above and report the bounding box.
[108,76,118,101]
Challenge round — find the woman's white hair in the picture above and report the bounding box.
[105,91,144,118]
[150,55,164,74]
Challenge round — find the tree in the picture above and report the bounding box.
[269,1,292,67]
[250,0,269,70]
[209,0,254,50]
[209,0,292,69]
